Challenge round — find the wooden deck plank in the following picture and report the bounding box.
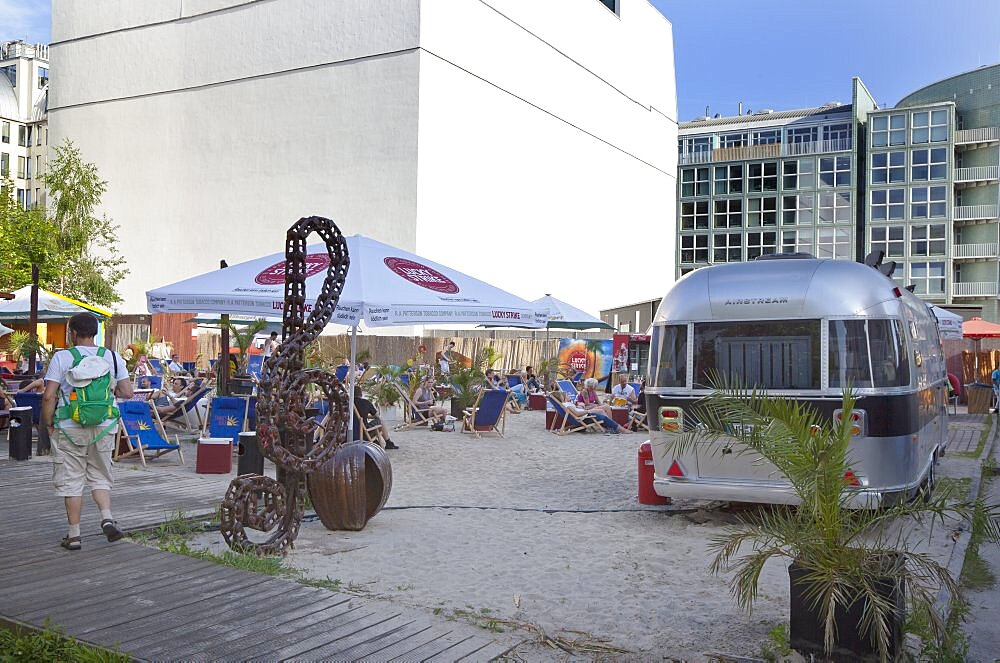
[336,622,444,662]
[266,613,414,661]
[391,630,481,662]
[452,639,521,662]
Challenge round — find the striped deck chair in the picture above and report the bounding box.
[247,355,264,381]
[556,380,579,400]
[117,401,184,466]
[163,384,213,431]
[546,395,603,435]
[202,396,248,444]
[462,389,509,438]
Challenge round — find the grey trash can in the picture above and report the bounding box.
[8,407,32,461]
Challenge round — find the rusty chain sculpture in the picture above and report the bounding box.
[220,216,350,555]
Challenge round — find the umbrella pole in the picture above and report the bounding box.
[347,322,357,442]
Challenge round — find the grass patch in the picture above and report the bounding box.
[0,622,129,663]
[906,597,970,661]
[759,623,792,662]
[936,477,972,499]
[952,422,991,458]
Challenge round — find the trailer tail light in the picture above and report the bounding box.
[658,406,683,432]
[833,409,867,437]
[667,460,686,478]
[843,469,862,487]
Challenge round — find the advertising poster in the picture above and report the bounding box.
[558,338,613,389]
[612,334,630,373]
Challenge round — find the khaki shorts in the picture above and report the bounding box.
[51,426,116,497]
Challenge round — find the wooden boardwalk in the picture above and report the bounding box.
[0,457,515,662]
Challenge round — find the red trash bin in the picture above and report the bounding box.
[638,441,670,505]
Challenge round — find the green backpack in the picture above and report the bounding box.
[55,347,120,443]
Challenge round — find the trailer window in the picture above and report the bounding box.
[649,324,687,388]
[693,320,820,390]
[828,319,910,388]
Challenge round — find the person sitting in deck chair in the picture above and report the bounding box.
[413,377,449,426]
[354,385,398,449]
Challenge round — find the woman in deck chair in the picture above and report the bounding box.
[573,378,624,434]
[413,377,448,425]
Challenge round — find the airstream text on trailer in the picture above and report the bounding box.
[645,257,948,508]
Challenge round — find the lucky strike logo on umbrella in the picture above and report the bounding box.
[255,254,330,285]
[384,257,460,294]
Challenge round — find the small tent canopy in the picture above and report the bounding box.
[0,286,111,321]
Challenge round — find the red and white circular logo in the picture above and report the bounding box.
[384,257,459,294]
[255,254,330,285]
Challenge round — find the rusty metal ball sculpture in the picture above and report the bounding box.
[220,216,392,555]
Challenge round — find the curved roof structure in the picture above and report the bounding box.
[0,78,18,121]
[32,86,47,121]
[653,258,922,323]
[897,63,1000,109]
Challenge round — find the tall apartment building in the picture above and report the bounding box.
[676,65,1000,321]
[0,40,49,210]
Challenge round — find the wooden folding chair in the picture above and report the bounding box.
[462,389,509,438]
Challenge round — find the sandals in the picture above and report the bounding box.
[102,519,124,542]
[60,536,81,551]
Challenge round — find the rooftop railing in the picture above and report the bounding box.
[678,138,853,165]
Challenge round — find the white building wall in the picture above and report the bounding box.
[415,0,677,311]
[50,0,423,310]
[50,0,676,314]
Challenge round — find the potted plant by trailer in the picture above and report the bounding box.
[672,383,1000,662]
[445,363,485,420]
[221,318,268,395]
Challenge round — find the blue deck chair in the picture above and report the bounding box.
[462,389,509,438]
[546,395,603,435]
[506,375,522,388]
[398,373,410,388]
[117,401,184,466]
[334,365,350,382]
[182,361,196,372]
[247,355,264,381]
[13,392,42,424]
[202,396,247,444]
[556,380,579,400]
[162,385,212,430]
[629,383,642,397]
[148,358,164,375]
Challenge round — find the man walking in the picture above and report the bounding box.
[41,313,132,551]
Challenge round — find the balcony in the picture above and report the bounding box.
[953,281,1000,297]
[955,165,1000,187]
[955,127,1000,148]
[952,243,999,260]
[954,204,999,223]
[678,138,852,165]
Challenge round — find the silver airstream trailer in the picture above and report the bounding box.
[646,257,948,508]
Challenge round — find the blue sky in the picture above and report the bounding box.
[7,0,1000,122]
[655,0,1000,121]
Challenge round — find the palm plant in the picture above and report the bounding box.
[221,318,268,373]
[480,345,503,370]
[364,364,404,409]
[672,382,1000,660]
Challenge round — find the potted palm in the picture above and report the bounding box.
[672,383,1000,661]
[221,318,267,394]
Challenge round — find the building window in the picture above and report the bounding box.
[720,133,747,148]
[911,224,946,256]
[823,123,852,143]
[712,232,743,263]
[35,155,42,177]
[818,191,851,223]
[748,161,778,192]
[16,156,25,179]
[0,153,7,177]
[911,148,947,181]
[782,194,814,225]
[714,198,743,228]
[680,234,709,263]
[679,136,711,158]
[35,126,41,146]
[872,114,906,147]
[681,201,709,230]
[715,165,743,194]
[871,225,905,258]
[817,228,851,259]
[787,126,818,144]
[0,65,14,87]
[37,66,48,88]
[681,167,709,197]
[912,109,948,144]
[782,158,815,189]
[17,126,26,147]
[911,186,947,218]
[910,261,946,296]
[752,129,781,145]
[747,231,778,260]
[871,151,906,184]
[747,197,778,227]
[819,156,850,187]
[782,228,814,254]
[871,188,905,221]
[1,122,8,143]
[25,156,32,179]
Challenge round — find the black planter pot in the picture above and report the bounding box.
[789,558,905,661]
[450,398,467,420]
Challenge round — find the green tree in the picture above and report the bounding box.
[0,179,58,293]
[43,140,128,306]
